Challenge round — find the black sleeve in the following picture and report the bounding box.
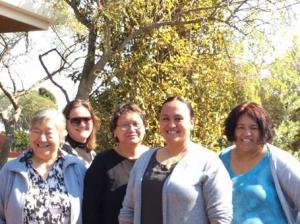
[82,153,107,224]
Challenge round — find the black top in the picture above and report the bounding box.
[82,149,135,224]
[141,151,177,224]
[65,135,86,149]
[62,135,95,167]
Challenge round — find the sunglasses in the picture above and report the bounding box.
[69,117,92,126]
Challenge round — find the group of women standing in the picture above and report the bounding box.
[0,96,299,224]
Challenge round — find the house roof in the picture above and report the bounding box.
[0,0,55,33]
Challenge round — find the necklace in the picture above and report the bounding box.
[158,147,188,169]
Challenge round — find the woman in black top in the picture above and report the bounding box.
[62,99,100,167]
[83,102,148,224]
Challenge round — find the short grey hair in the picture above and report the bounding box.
[30,108,66,143]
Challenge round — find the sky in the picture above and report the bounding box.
[0,30,78,110]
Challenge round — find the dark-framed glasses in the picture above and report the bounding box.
[69,117,92,127]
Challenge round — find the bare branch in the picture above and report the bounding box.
[0,81,18,110]
[65,0,94,29]
[39,48,71,103]
[6,65,17,93]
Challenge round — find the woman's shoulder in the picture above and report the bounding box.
[61,150,86,170]
[1,150,29,173]
[1,158,22,173]
[188,143,218,158]
[219,145,234,158]
[133,147,157,164]
[140,147,158,156]
[95,148,116,157]
[185,143,229,170]
[268,143,300,165]
[91,148,120,165]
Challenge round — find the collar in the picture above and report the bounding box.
[19,149,64,163]
[65,135,86,149]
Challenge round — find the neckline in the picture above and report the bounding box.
[66,135,86,149]
[113,147,142,160]
[155,147,187,170]
[229,148,269,177]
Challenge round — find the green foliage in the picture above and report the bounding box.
[259,37,300,156]
[17,91,57,131]
[54,0,300,157]
[92,23,246,151]
[13,131,29,151]
[38,87,57,103]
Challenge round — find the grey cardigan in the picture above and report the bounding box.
[267,144,300,224]
[0,150,86,224]
[119,144,232,224]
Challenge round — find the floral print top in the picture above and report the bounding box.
[22,150,71,224]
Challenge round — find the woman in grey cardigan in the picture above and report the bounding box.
[119,96,232,224]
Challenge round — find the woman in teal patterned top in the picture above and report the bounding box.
[219,102,300,224]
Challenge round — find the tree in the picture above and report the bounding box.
[38,87,57,104]
[16,90,57,131]
[45,0,300,151]
[50,0,300,99]
[92,24,245,150]
[0,33,58,168]
[259,37,300,157]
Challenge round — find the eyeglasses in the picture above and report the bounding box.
[69,117,92,127]
[117,123,144,131]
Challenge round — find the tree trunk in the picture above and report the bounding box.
[0,135,14,169]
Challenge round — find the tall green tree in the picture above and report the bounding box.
[92,24,245,150]
[50,0,298,99]
[16,90,57,131]
[44,0,300,152]
[259,37,300,156]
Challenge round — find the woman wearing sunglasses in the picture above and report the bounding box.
[82,102,148,224]
[62,99,100,167]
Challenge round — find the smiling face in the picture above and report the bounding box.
[30,119,60,163]
[159,100,194,146]
[113,112,145,146]
[234,114,262,153]
[66,106,93,143]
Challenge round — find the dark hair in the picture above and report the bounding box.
[111,103,146,142]
[224,102,272,144]
[159,96,194,119]
[63,99,100,151]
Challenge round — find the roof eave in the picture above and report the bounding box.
[0,0,55,33]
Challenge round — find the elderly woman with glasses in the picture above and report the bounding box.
[0,108,86,224]
[62,99,100,167]
[82,102,148,224]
